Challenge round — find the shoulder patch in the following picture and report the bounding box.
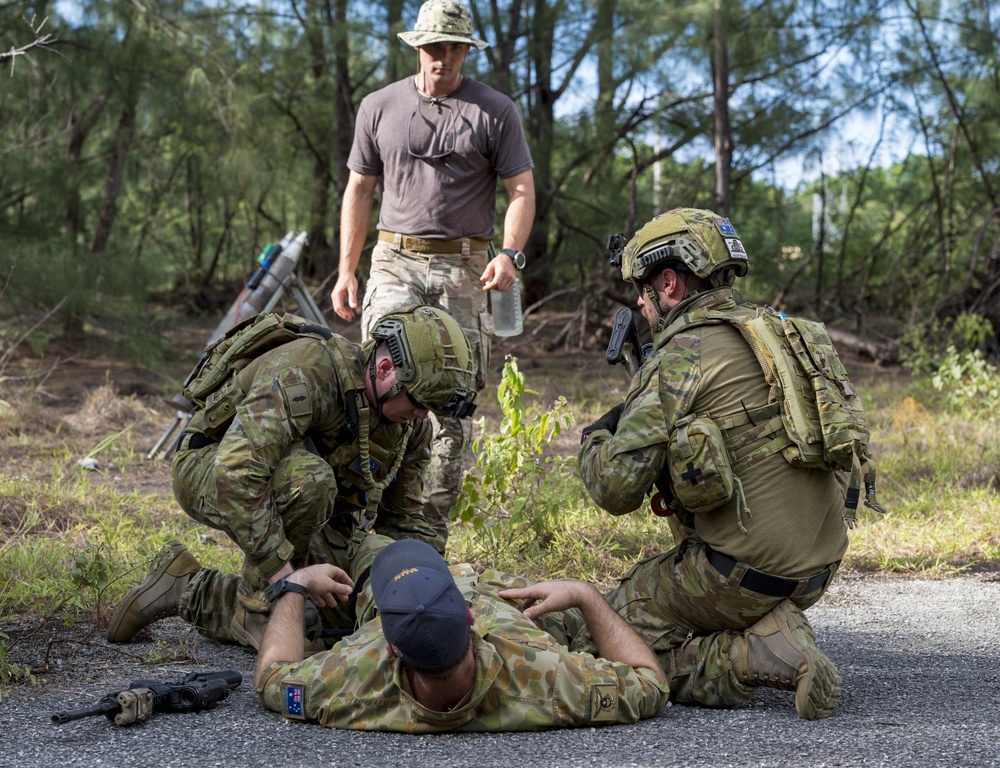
[589,683,618,723]
[284,382,312,418]
[283,684,306,719]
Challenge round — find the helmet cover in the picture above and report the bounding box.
[370,305,478,418]
[620,208,749,285]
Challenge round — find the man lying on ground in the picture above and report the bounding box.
[254,538,668,732]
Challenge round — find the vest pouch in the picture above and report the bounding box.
[741,312,825,469]
[201,376,244,439]
[667,414,736,514]
[781,316,870,472]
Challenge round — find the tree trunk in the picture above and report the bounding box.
[91,91,138,254]
[329,0,355,276]
[523,0,555,304]
[385,0,406,85]
[65,92,109,243]
[711,0,732,217]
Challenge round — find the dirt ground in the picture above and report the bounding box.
[0,308,635,494]
[0,300,896,524]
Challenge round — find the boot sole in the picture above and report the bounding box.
[796,647,843,720]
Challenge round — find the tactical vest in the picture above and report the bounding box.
[658,303,883,528]
[182,312,412,526]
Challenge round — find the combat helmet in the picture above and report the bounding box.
[619,208,749,288]
[370,305,478,418]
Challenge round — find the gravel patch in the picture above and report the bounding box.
[2,573,998,768]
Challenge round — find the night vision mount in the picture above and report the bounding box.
[607,232,627,270]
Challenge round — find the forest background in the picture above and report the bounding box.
[1,0,1000,693]
[4,0,1000,349]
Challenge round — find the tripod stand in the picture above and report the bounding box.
[146,270,329,461]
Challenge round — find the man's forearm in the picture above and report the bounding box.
[254,592,306,680]
[339,173,377,273]
[577,585,664,679]
[501,171,535,251]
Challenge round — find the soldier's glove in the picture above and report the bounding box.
[581,403,625,444]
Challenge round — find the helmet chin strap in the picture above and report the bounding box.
[642,281,670,331]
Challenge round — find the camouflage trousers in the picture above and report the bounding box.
[572,537,834,708]
[173,439,345,588]
[179,532,397,647]
[362,239,492,543]
[172,440,356,641]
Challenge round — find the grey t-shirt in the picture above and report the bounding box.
[348,76,534,241]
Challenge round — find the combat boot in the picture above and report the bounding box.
[732,600,842,720]
[230,605,269,650]
[106,541,201,643]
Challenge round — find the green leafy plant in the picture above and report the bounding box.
[67,543,116,624]
[901,312,995,377]
[899,313,1000,413]
[0,633,37,701]
[929,346,1000,414]
[452,356,576,543]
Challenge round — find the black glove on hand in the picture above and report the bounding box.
[581,403,625,444]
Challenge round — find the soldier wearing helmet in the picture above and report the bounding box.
[330,0,536,545]
[578,208,853,721]
[107,305,476,651]
[615,207,749,334]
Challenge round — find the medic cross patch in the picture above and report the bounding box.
[590,684,618,723]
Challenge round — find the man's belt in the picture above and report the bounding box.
[705,545,831,598]
[378,230,490,254]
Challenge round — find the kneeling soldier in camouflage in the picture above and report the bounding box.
[107,305,477,649]
[579,208,879,720]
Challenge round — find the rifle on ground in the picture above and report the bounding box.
[52,670,242,726]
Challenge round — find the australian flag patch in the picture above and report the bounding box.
[714,218,737,237]
[284,684,305,719]
[352,456,381,475]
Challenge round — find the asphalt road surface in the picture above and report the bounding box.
[2,574,998,768]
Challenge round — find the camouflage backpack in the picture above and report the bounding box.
[182,312,334,434]
[661,304,884,528]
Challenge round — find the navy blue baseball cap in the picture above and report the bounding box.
[370,540,471,673]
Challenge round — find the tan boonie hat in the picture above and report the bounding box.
[397,0,489,51]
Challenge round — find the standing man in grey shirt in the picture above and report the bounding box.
[331,0,536,551]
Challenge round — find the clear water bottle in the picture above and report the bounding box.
[490,278,524,337]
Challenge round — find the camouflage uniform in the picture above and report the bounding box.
[172,333,438,637]
[578,288,849,709]
[256,561,668,732]
[362,244,491,541]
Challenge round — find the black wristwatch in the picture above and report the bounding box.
[499,248,526,270]
[265,578,310,604]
